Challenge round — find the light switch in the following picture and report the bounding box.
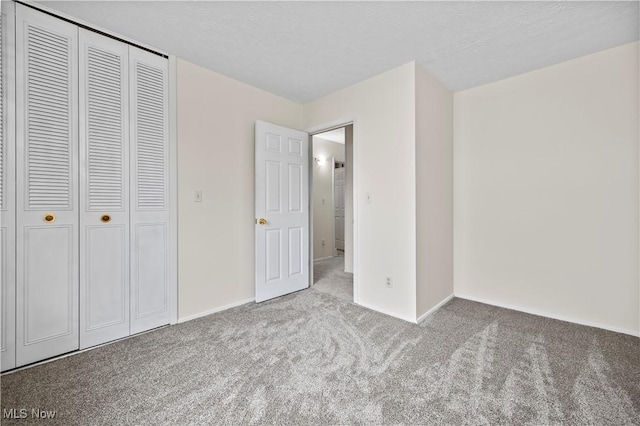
[194,190,203,203]
[366,192,372,203]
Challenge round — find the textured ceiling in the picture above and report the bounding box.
[34,1,639,103]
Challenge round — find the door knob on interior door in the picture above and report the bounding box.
[258,218,267,225]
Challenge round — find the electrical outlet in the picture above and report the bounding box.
[385,277,392,288]
[194,190,203,203]
[321,239,326,246]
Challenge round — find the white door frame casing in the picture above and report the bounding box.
[306,119,358,304]
[331,155,336,257]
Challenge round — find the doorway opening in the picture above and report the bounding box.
[310,125,354,302]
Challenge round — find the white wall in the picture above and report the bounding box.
[454,42,640,336]
[177,59,302,320]
[312,137,345,260]
[415,64,454,318]
[304,62,417,321]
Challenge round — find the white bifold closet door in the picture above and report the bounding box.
[79,29,130,349]
[8,3,169,368]
[129,46,170,334]
[15,5,79,366]
[1,0,17,371]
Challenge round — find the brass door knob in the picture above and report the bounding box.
[43,213,56,223]
[258,218,267,225]
[100,214,112,223]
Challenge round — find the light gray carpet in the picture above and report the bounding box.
[1,260,639,425]
[312,251,353,303]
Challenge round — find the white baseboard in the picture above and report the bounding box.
[178,298,255,324]
[455,293,640,337]
[355,301,416,323]
[416,293,455,324]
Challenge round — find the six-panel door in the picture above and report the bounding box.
[255,121,310,303]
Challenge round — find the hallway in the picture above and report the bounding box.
[312,251,353,302]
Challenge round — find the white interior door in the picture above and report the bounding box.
[15,4,79,366]
[255,121,309,302]
[334,167,345,251]
[129,46,169,334]
[1,0,16,372]
[79,29,130,349]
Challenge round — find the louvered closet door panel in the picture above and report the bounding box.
[129,46,169,334]
[1,1,16,372]
[15,5,79,366]
[79,29,129,349]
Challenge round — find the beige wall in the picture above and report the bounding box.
[176,44,638,333]
[415,64,454,318]
[454,42,640,335]
[312,137,345,260]
[304,62,417,321]
[177,59,303,320]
